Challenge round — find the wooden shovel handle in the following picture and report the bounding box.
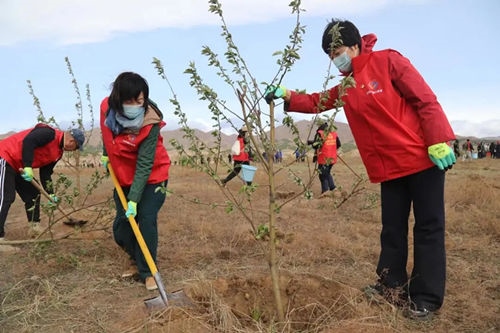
[107,164,159,276]
[21,170,75,221]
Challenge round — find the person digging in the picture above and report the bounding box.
[0,124,85,240]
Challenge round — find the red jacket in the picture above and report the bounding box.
[0,124,64,171]
[316,130,338,165]
[232,137,250,162]
[100,98,170,187]
[287,34,455,183]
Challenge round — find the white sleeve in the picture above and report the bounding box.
[231,140,240,155]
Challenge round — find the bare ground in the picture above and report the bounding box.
[0,152,499,332]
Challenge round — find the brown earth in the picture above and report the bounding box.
[0,152,498,332]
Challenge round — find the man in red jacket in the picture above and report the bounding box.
[308,122,341,196]
[0,124,85,240]
[265,19,456,320]
[221,125,252,186]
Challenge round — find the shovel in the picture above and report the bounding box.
[107,163,191,310]
[21,170,88,226]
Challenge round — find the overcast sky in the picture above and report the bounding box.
[1,0,499,137]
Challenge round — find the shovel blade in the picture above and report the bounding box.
[144,295,168,311]
[63,219,88,226]
[144,290,194,311]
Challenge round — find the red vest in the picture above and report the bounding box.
[232,137,249,162]
[100,98,170,186]
[0,124,64,171]
[316,130,338,165]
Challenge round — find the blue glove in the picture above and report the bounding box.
[101,155,109,170]
[21,167,34,182]
[47,194,59,208]
[264,85,287,104]
[428,143,456,171]
[49,194,59,203]
[125,201,137,218]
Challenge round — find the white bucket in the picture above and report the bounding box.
[241,164,257,182]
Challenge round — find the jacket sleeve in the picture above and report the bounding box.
[312,132,322,149]
[127,124,160,203]
[388,51,455,146]
[285,87,341,114]
[22,127,56,167]
[40,162,57,193]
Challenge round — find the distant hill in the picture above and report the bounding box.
[2,121,498,151]
[455,134,500,142]
[0,131,17,139]
[43,120,352,152]
[158,120,354,151]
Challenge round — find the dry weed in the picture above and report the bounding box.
[0,159,498,332]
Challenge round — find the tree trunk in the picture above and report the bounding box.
[267,102,285,324]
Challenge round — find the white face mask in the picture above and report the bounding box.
[122,104,145,119]
[333,50,352,73]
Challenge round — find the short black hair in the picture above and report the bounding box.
[321,19,362,55]
[108,72,149,114]
[318,122,328,131]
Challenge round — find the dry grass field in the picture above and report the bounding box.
[0,151,498,333]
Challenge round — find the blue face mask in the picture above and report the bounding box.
[122,104,145,119]
[333,50,352,73]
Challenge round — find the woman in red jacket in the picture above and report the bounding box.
[266,19,456,320]
[100,72,171,291]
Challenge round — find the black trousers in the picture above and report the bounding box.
[318,163,336,193]
[378,166,446,311]
[112,182,166,281]
[0,159,41,234]
[223,160,251,185]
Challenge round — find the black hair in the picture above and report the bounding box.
[108,72,149,114]
[321,19,362,55]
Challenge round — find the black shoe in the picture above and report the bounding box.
[403,306,435,321]
[363,283,408,308]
